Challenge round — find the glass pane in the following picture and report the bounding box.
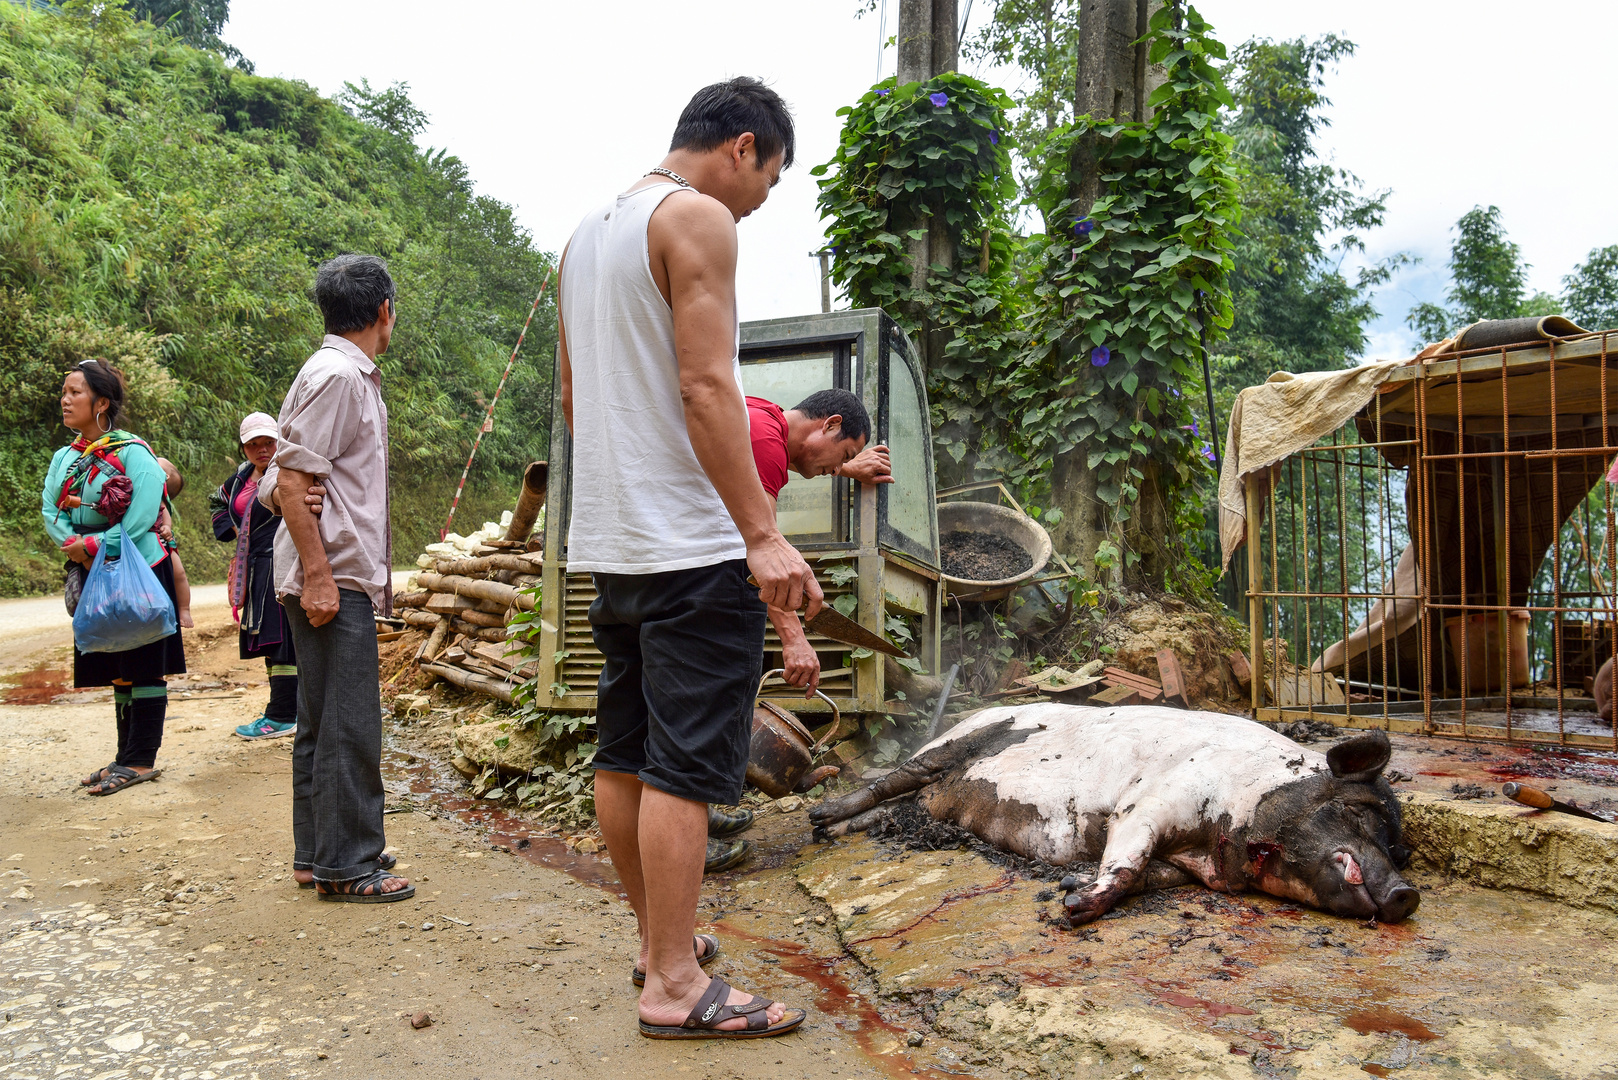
[886,347,931,548]
[742,352,837,540]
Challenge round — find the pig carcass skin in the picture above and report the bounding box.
[809,703,1419,925]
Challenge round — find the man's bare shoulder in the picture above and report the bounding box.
[648,189,736,252]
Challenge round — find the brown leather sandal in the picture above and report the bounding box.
[637,975,805,1040]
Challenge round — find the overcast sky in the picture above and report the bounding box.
[226,0,1618,364]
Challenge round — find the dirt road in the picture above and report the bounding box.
[6,598,1618,1079]
[0,605,902,1080]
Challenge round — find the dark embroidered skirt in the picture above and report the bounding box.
[241,598,297,666]
[73,555,188,687]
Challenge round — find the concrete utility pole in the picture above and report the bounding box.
[896,0,958,83]
[894,0,959,380]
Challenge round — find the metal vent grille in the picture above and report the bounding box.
[555,563,861,701]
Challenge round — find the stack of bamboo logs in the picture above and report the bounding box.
[398,464,547,703]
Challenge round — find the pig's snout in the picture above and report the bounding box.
[1376,883,1420,923]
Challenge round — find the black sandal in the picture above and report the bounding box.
[632,933,720,987]
[315,869,415,903]
[87,765,161,796]
[81,762,117,787]
[298,852,396,889]
[637,975,805,1040]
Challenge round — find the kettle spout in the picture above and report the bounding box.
[795,765,841,793]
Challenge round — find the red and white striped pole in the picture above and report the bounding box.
[440,271,554,540]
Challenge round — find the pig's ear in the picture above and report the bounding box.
[1326,730,1391,782]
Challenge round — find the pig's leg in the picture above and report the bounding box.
[1062,810,1159,925]
[817,806,892,839]
[1060,859,1191,897]
[1597,657,1612,723]
[809,719,1028,828]
[808,753,956,827]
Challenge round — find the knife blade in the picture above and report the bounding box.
[748,575,910,658]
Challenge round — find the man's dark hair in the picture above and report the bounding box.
[670,77,795,170]
[76,358,127,429]
[792,389,870,445]
[314,254,396,335]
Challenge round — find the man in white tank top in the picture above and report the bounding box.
[558,77,818,1039]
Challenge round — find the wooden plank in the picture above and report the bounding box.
[1155,649,1188,707]
[993,659,1029,694]
[1090,683,1140,707]
[1103,667,1162,692]
[1227,651,1252,694]
[1105,680,1161,703]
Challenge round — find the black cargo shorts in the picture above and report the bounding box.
[588,559,766,805]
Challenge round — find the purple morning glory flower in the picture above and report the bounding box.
[1171,387,1181,397]
[990,129,1000,145]
[1202,444,1216,462]
[929,91,949,108]
[1074,217,1094,235]
[1090,346,1110,367]
[876,88,891,97]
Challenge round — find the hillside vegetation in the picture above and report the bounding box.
[0,2,556,595]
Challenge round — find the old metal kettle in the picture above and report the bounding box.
[746,669,842,799]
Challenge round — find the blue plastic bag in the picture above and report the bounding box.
[72,524,178,654]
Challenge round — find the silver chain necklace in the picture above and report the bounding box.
[647,167,693,188]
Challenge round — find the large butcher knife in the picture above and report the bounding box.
[1501,781,1614,823]
[748,575,910,658]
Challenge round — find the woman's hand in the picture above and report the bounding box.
[63,537,92,566]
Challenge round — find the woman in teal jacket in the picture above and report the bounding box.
[42,359,187,796]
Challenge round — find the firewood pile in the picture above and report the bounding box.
[392,463,547,704]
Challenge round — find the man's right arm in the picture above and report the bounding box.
[266,372,364,627]
[277,465,339,626]
[656,194,821,617]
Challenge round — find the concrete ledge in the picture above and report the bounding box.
[1401,792,1618,914]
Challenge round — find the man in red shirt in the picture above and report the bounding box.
[706,388,889,869]
[747,389,891,696]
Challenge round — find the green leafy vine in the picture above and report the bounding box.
[812,72,1022,482]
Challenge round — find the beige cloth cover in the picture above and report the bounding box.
[1217,360,1411,572]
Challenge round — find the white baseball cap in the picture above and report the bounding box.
[239,412,279,444]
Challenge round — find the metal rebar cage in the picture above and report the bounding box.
[1245,332,1618,749]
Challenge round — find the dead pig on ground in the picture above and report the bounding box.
[810,703,1419,925]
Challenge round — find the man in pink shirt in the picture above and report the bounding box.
[262,254,410,904]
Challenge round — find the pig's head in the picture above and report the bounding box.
[1245,731,1419,923]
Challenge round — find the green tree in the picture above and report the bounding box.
[62,0,137,119]
[961,0,1079,204]
[1407,205,1559,345]
[0,5,554,593]
[1562,245,1618,331]
[125,0,251,70]
[1218,36,1393,389]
